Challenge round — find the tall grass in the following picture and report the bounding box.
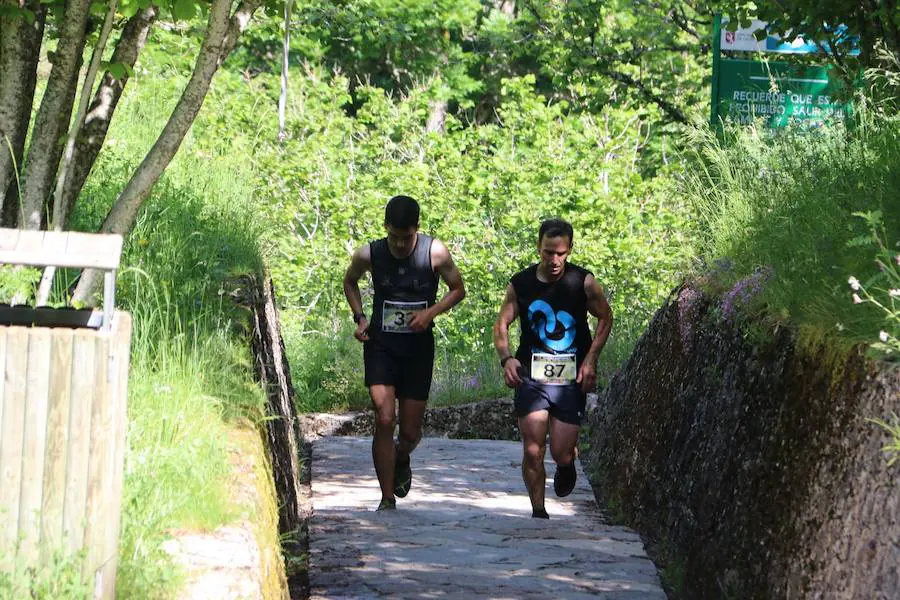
[681,111,900,345]
[66,61,267,597]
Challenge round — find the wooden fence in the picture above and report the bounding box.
[0,311,131,598]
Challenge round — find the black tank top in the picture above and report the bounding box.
[511,263,593,370]
[369,233,438,350]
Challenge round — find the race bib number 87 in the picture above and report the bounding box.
[382,300,428,333]
[531,353,576,385]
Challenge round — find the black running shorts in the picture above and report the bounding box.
[513,375,587,425]
[363,339,435,401]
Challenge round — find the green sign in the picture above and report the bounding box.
[713,58,850,127]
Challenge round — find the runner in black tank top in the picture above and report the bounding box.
[493,219,613,519]
[343,196,466,512]
[369,233,439,356]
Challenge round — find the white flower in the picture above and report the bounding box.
[835,322,845,331]
[852,293,863,304]
[848,276,861,291]
[879,331,890,342]
[890,289,900,298]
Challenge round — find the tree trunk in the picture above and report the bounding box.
[19,0,91,230]
[72,0,262,304]
[494,0,515,17]
[59,5,158,226]
[0,0,46,228]
[425,99,448,133]
[278,0,294,141]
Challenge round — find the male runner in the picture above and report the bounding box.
[343,195,466,511]
[493,218,612,518]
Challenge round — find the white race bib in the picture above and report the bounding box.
[531,353,576,385]
[382,300,427,333]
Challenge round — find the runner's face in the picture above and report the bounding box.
[538,235,572,278]
[385,224,418,258]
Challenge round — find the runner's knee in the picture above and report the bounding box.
[374,409,395,430]
[523,441,545,466]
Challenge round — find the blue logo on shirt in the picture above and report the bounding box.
[528,300,576,353]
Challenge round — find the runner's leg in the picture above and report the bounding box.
[548,417,579,466]
[396,397,427,459]
[518,410,550,514]
[549,416,580,497]
[370,384,397,502]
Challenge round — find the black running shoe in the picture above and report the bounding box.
[553,462,577,497]
[376,498,396,511]
[394,455,412,498]
[532,507,550,519]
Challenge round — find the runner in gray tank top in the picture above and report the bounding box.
[343,195,466,511]
[493,218,613,518]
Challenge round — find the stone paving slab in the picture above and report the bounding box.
[309,437,666,599]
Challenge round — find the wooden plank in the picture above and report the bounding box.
[0,327,29,558]
[63,329,96,553]
[100,312,132,599]
[40,329,74,561]
[17,327,52,564]
[0,228,123,270]
[0,329,7,567]
[83,334,111,583]
[12,230,45,254]
[0,229,18,251]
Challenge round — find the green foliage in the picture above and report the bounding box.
[682,109,900,350]
[222,65,694,407]
[846,211,900,358]
[0,265,40,304]
[284,316,370,412]
[0,547,90,600]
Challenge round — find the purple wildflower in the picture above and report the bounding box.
[721,266,774,320]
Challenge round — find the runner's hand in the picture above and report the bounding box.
[408,309,434,332]
[354,318,370,342]
[576,362,596,394]
[503,358,524,388]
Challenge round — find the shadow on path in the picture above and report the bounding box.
[309,437,666,599]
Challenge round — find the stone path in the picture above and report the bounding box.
[309,436,666,599]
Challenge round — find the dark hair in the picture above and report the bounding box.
[538,218,574,245]
[384,195,420,228]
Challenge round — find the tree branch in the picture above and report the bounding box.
[60,4,159,225]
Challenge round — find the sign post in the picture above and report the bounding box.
[710,15,855,129]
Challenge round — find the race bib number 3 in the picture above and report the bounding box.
[531,353,576,385]
[382,300,427,333]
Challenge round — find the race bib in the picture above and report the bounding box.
[531,353,576,385]
[382,300,427,333]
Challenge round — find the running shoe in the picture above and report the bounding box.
[376,498,396,511]
[553,462,577,497]
[394,454,412,498]
[532,507,550,519]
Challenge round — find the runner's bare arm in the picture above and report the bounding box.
[343,244,373,342]
[409,239,466,331]
[577,274,613,392]
[493,284,523,388]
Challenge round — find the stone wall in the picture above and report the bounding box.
[300,398,521,441]
[581,285,900,599]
